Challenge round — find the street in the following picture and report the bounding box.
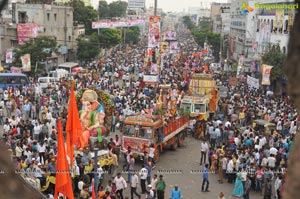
[103,134,264,199]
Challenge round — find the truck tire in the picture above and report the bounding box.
[170,137,178,150]
[178,133,184,147]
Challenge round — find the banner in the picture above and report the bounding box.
[21,54,31,72]
[274,9,284,29]
[92,18,147,29]
[148,16,161,48]
[170,41,179,54]
[10,67,22,73]
[160,42,168,54]
[247,75,259,89]
[163,30,176,41]
[17,23,42,44]
[6,49,13,63]
[128,0,145,8]
[261,64,273,85]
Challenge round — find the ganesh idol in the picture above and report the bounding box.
[79,90,106,147]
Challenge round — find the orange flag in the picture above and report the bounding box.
[92,178,96,199]
[66,86,83,166]
[54,119,74,199]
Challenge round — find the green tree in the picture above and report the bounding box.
[182,16,195,30]
[123,26,140,45]
[98,28,122,48]
[109,1,127,18]
[13,36,58,73]
[261,43,286,82]
[193,30,220,61]
[77,33,100,62]
[70,0,98,35]
[198,17,213,32]
[99,0,109,19]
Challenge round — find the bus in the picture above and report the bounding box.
[57,62,81,73]
[0,73,30,90]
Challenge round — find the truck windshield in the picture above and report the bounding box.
[181,102,191,112]
[194,103,206,113]
[124,125,152,139]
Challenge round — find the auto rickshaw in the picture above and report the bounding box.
[253,119,276,135]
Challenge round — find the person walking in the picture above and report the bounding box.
[264,178,272,199]
[243,175,252,199]
[151,174,158,199]
[170,184,181,199]
[200,140,209,165]
[114,173,127,199]
[201,164,210,192]
[130,173,141,199]
[156,175,166,199]
[139,165,148,194]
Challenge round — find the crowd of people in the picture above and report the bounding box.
[198,83,296,199]
[0,29,297,199]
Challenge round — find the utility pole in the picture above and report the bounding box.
[154,0,157,16]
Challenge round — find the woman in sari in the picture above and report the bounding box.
[232,171,244,197]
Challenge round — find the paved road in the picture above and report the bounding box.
[102,134,264,199]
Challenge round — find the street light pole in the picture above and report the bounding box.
[94,148,99,193]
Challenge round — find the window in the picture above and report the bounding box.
[124,125,135,137]
[0,76,7,84]
[282,46,286,54]
[69,36,71,41]
[181,103,191,112]
[18,12,27,23]
[54,14,57,21]
[257,19,260,32]
[20,77,28,84]
[47,13,50,21]
[284,20,288,33]
[271,19,274,32]
[194,104,206,113]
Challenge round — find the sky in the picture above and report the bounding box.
[106,0,229,13]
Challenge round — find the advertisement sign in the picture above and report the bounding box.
[148,16,161,48]
[17,23,42,45]
[122,136,150,153]
[128,0,145,8]
[261,64,273,85]
[170,41,179,54]
[92,18,146,29]
[143,75,158,85]
[21,54,31,72]
[247,75,259,89]
[10,67,22,73]
[163,30,176,41]
[6,49,13,64]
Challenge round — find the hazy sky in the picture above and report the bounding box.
[106,0,228,12]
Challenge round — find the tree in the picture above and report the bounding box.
[198,17,213,32]
[109,1,127,18]
[77,33,100,62]
[261,43,286,82]
[193,30,220,61]
[99,0,109,19]
[98,28,122,48]
[70,0,98,35]
[13,36,58,73]
[123,26,140,45]
[182,16,195,30]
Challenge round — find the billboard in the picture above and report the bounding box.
[148,16,161,48]
[128,0,145,8]
[16,23,42,45]
[21,54,31,72]
[163,30,176,41]
[92,18,146,29]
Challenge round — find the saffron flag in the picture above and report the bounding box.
[54,119,74,199]
[66,86,83,166]
[92,178,96,199]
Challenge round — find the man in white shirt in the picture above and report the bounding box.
[131,173,141,199]
[226,156,234,183]
[114,173,127,199]
[151,174,158,198]
[267,154,276,169]
[139,165,148,194]
[200,140,209,165]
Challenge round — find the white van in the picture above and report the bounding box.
[48,69,69,79]
[38,77,59,89]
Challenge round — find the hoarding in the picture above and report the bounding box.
[128,0,145,8]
